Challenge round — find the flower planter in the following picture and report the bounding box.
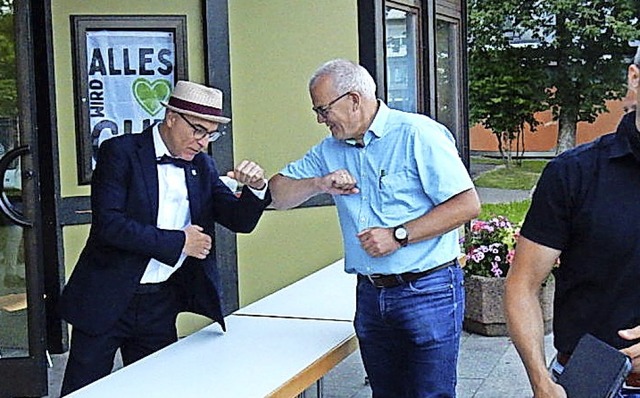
[463,274,554,337]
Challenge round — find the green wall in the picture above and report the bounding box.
[51,0,359,335]
[229,0,359,304]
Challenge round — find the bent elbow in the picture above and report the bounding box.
[463,189,482,221]
[267,174,304,210]
[269,197,291,210]
[469,200,481,220]
[235,223,259,234]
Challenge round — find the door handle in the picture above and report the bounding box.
[0,144,32,227]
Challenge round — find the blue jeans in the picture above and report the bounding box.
[354,264,464,398]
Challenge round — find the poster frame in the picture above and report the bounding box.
[70,15,188,184]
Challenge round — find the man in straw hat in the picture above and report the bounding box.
[59,80,271,394]
[505,45,640,397]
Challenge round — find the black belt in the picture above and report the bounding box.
[359,259,457,289]
[135,281,168,295]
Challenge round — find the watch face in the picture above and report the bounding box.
[395,227,408,240]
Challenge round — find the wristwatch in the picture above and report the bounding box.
[393,225,409,247]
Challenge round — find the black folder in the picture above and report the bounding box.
[557,333,632,398]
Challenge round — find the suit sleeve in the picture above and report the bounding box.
[90,138,184,265]
[202,158,271,233]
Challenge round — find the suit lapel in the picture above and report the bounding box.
[185,161,202,225]
[136,129,160,221]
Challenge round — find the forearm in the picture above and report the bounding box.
[91,148,185,263]
[405,188,480,243]
[505,237,562,397]
[505,278,553,395]
[269,173,323,210]
[214,186,271,233]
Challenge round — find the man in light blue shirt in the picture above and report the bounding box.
[270,59,480,397]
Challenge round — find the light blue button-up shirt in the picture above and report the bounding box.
[280,102,474,275]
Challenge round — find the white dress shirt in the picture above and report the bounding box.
[139,125,190,283]
[139,124,268,284]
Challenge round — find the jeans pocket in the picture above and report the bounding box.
[406,268,464,335]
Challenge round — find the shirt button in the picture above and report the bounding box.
[360,217,365,222]
[362,196,368,201]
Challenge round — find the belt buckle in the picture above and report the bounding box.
[366,274,385,288]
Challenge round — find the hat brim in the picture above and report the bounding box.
[161,102,231,124]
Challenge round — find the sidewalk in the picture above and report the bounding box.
[319,332,555,398]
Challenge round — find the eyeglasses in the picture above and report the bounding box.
[312,91,351,118]
[177,112,225,142]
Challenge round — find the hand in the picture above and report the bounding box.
[319,169,359,195]
[532,380,567,398]
[619,326,640,373]
[226,160,266,190]
[357,227,400,257]
[183,225,212,259]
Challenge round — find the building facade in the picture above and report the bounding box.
[0,0,468,395]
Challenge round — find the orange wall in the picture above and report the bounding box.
[470,99,631,152]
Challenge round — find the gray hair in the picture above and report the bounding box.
[635,46,640,66]
[309,59,377,100]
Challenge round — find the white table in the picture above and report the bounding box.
[68,315,357,398]
[234,259,356,322]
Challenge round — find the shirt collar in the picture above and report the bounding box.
[609,111,639,160]
[153,123,172,159]
[344,100,390,147]
[368,100,390,139]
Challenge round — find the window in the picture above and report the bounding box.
[435,16,461,138]
[360,0,469,162]
[385,1,422,113]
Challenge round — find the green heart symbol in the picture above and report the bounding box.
[132,78,172,116]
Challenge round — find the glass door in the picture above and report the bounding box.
[0,0,48,396]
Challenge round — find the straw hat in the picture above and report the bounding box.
[161,80,230,124]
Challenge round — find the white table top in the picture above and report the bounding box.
[234,259,356,322]
[68,315,356,398]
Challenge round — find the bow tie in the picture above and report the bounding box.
[156,154,192,168]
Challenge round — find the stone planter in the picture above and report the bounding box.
[463,274,554,336]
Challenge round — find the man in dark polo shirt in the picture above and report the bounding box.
[505,46,640,398]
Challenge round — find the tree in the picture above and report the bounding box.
[468,0,548,164]
[469,0,640,154]
[0,0,15,118]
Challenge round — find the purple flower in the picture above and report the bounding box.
[463,216,519,278]
[470,249,485,263]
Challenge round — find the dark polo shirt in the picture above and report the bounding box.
[520,111,640,354]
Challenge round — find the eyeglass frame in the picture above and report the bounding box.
[176,112,225,142]
[312,91,352,118]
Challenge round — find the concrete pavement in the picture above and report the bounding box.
[319,331,555,398]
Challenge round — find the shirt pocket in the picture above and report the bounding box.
[378,170,422,217]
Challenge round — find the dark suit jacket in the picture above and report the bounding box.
[59,127,271,335]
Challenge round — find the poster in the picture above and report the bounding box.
[85,30,175,168]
